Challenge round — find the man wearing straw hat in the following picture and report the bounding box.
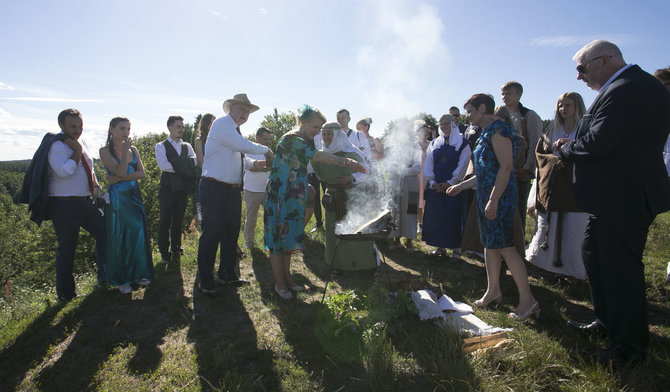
[196,93,274,294]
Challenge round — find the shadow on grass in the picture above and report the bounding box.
[37,258,190,391]
[0,258,192,391]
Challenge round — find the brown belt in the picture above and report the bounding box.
[202,176,241,188]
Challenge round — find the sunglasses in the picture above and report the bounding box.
[576,55,610,74]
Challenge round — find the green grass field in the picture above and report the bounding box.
[1,211,669,391]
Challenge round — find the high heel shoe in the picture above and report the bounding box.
[274,285,293,299]
[508,301,540,321]
[472,293,502,307]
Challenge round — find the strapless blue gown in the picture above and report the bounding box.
[105,151,153,286]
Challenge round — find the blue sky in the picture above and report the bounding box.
[1,0,669,160]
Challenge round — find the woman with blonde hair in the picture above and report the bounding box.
[264,106,366,299]
[356,117,384,160]
[526,92,588,280]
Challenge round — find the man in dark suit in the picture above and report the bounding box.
[554,40,670,366]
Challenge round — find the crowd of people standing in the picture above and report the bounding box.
[18,40,670,368]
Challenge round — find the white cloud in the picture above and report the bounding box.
[259,8,268,14]
[211,10,228,19]
[0,97,102,103]
[0,81,13,90]
[354,0,448,119]
[530,34,635,47]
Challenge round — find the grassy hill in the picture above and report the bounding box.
[1,211,669,391]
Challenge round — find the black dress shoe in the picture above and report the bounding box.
[227,278,250,287]
[567,320,607,336]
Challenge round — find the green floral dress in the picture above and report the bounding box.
[264,132,315,254]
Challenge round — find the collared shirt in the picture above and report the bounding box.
[598,63,634,95]
[202,115,269,184]
[154,136,196,173]
[47,133,95,197]
[343,128,371,161]
[243,153,271,192]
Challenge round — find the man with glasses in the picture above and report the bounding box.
[554,40,670,367]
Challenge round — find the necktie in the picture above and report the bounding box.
[236,127,244,186]
[80,150,95,195]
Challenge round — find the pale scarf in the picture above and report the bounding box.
[321,129,368,164]
[438,122,463,151]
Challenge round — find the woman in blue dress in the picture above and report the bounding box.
[99,117,153,294]
[422,115,471,258]
[264,106,366,299]
[464,94,538,321]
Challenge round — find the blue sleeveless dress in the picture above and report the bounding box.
[422,135,469,248]
[105,150,154,285]
[474,120,518,249]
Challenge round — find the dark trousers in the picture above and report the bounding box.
[51,197,106,300]
[516,177,531,236]
[308,173,323,226]
[158,186,188,259]
[197,178,242,287]
[582,209,653,359]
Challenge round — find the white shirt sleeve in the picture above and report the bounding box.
[448,144,472,185]
[359,133,371,161]
[209,122,269,155]
[154,142,175,172]
[48,141,77,177]
[351,158,370,183]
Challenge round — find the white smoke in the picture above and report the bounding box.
[335,119,421,235]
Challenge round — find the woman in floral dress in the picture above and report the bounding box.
[465,94,539,321]
[264,106,366,299]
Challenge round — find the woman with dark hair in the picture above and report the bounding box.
[99,117,153,294]
[527,92,588,280]
[264,106,366,299]
[464,93,538,320]
[194,113,216,169]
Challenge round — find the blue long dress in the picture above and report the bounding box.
[474,120,518,249]
[422,136,469,248]
[105,150,153,286]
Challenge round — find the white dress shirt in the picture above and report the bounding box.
[243,153,271,192]
[47,134,95,197]
[154,137,196,173]
[344,128,371,161]
[202,115,270,184]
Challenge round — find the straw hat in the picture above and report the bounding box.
[223,93,260,114]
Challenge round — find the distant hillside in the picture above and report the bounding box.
[0,160,30,200]
[0,160,30,173]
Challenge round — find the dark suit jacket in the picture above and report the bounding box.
[18,132,68,226]
[559,65,670,217]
